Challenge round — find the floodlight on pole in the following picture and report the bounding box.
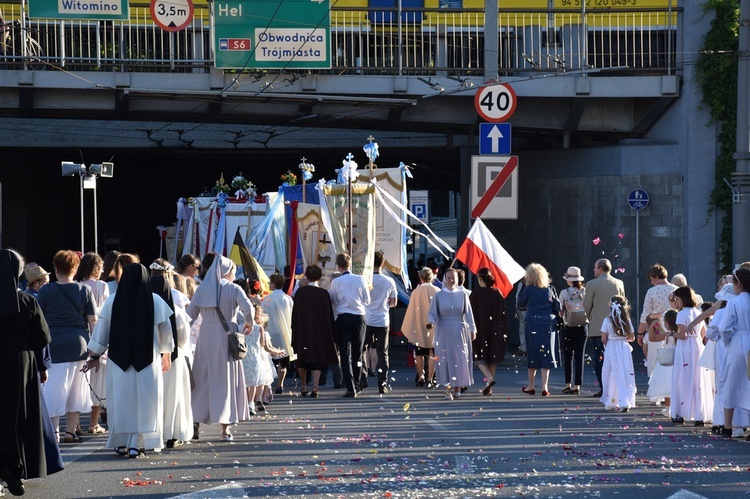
[61,161,114,254]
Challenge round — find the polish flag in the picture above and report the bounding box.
[455,218,525,297]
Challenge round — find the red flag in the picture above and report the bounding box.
[455,218,525,297]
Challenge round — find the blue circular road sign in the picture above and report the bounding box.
[628,188,649,211]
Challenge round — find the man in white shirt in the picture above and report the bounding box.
[261,273,296,394]
[329,253,371,398]
[364,251,397,394]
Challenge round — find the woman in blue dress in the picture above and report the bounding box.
[517,263,560,397]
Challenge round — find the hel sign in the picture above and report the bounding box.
[214,0,331,70]
[29,0,130,20]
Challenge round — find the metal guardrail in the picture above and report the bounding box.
[0,4,680,76]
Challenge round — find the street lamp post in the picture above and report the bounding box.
[62,161,114,254]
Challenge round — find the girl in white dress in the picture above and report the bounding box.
[669,285,713,426]
[647,309,677,416]
[243,307,284,415]
[599,296,636,412]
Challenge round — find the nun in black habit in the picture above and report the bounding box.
[85,263,174,459]
[0,249,52,496]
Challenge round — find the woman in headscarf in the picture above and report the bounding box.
[84,263,174,459]
[187,255,252,442]
[151,275,193,449]
[0,249,52,496]
[428,268,477,400]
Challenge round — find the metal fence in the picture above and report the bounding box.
[0,3,680,76]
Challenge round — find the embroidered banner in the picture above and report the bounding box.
[322,183,376,285]
[357,167,406,278]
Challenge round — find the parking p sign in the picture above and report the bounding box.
[410,190,429,224]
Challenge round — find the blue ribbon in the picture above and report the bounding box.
[363,142,379,161]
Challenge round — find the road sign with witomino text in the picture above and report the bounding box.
[29,0,130,20]
[470,155,519,220]
[214,0,331,70]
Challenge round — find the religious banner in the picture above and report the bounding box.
[296,202,338,289]
[321,183,376,285]
[357,167,406,278]
[179,197,264,259]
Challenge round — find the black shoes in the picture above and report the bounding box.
[342,391,358,398]
[274,386,283,394]
[332,383,344,389]
[378,384,390,394]
[592,390,603,398]
[192,423,200,440]
[416,378,426,387]
[0,468,24,496]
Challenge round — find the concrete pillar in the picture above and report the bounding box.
[484,0,498,80]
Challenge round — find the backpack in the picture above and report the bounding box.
[563,289,587,327]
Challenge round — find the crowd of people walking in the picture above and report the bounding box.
[2,244,749,496]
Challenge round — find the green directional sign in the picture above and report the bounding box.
[28,0,130,20]
[214,0,331,70]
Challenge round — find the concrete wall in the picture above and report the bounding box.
[481,2,722,318]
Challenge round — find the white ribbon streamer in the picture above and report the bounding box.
[371,180,454,260]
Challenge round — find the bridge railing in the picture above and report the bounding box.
[0,2,681,76]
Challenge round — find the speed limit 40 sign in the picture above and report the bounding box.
[474,83,517,122]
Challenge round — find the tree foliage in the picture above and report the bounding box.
[694,0,740,273]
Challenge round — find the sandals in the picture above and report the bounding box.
[63,431,82,443]
[310,387,319,398]
[88,425,107,434]
[128,447,146,459]
[219,433,233,442]
[482,378,496,396]
[300,387,308,397]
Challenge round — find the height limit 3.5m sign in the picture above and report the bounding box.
[470,155,519,220]
[474,83,517,122]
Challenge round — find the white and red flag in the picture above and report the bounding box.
[455,218,525,297]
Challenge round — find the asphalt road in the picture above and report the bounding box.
[9,343,750,499]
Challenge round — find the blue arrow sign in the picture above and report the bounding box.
[628,188,649,211]
[479,123,511,155]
